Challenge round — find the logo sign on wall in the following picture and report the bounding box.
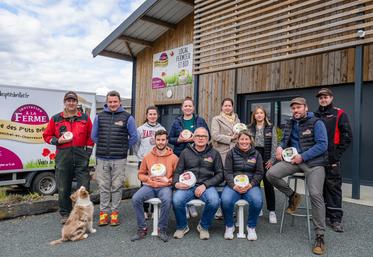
[152,44,193,89]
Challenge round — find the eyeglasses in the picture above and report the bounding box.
[194,135,208,138]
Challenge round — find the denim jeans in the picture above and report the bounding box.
[221,185,263,228]
[173,186,220,230]
[132,185,172,231]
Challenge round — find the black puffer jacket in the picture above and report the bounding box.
[172,144,223,188]
[224,146,264,188]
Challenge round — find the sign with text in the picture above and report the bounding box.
[152,44,193,89]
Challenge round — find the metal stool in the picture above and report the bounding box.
[144,198,161,236]
[235,200,249,238]
[279,173,312,243]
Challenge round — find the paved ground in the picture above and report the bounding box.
[1,191,373,257]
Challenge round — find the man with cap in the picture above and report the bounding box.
[91,90,137,226]
[314,88,352,233]
[266,97,328,255]
[43,91,94,224]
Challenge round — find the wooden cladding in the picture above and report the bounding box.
[193,0,373,74]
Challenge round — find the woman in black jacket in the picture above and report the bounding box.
[221,130,263,241]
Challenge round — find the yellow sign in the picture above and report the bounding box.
[0,120,47,144]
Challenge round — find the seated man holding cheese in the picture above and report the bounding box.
[266,97,328,256]
[221,130,264,241]
[172,127,223,240]
[131,130,178,242]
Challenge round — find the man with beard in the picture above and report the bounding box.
[314,88,352,233]
[131,130,178,242]
[266,97,328,255]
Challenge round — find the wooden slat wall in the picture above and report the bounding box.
[194,0,373,75]
[135,14,194,125]
[198,70,236,125]
[236,48,355,94]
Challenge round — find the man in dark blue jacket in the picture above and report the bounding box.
[266,97,328,255]
[91,90,137,226]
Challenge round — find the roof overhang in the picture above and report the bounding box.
[92,0,194,62]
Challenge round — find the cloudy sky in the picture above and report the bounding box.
[0,0,146,98]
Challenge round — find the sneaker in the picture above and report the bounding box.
[131,228,147,241]
[215,207,223,220]
[312,235,326,255]
[330,221,344,233]
[159,230,169,242]
[98,211,109,226]
[60,216,69,225]
[173,226,190,239]
[269,211,277,224]
[224,226,235,240]
[286,192,303,214]
[197,224,210,240]
[188,205,198,218]
[247,227,257,241]
[110,211,120,226]
[259,209,263,216]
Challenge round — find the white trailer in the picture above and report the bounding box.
[0,85,96,195]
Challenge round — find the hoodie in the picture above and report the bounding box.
[138,146,178,188]
[133,122,166,161]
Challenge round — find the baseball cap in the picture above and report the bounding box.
[316,88,333,97]
[290,97,307,106]
[64,91,78,101]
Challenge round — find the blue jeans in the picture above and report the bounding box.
[221,185,263,228]
[132,185,172,231]
[173,186,220,230]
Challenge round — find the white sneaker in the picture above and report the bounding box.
[259,209,263,216]
[188,205,198,218]
[224,226,235,240]
[247,227,257,241]
[269,211,277,224]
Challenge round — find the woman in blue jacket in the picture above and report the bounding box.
[169,96,210,157]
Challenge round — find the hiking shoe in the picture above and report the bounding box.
[312,235,326,255]
[269,211,277,224]
[131,228,147,242]
[159,230,169,242]
[214,207,223,220]
[247,227,257,241]
[188,205,198,218]
[197,224,210,240]
[60,216,69,225]
[110,211,120,226]
[330,221,344,233]
[98,211,109,226]
[224,226,235,240]
[286,192,303,214]
[173,226,190,239]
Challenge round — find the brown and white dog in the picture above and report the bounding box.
[50,186,96,245]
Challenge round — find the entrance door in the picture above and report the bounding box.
[157,104,182,132]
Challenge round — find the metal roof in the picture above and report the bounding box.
[92,0,194,62]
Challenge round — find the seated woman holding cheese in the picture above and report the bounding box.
[221,130,264,241]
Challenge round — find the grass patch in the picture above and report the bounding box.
[0,187,42,205]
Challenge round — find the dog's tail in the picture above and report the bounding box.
[50,238,64,245]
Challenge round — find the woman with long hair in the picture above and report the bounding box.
[221,130,263,240]
[247,106,278,224]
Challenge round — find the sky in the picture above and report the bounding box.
[0,0,146,98]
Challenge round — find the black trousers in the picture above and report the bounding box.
[55,147,90,216]
[323,162,343,222]
[256,147,276,211]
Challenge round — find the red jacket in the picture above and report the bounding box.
[43,111,94,149]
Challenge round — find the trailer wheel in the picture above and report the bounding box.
[31,172,57,195]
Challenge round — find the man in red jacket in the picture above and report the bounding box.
[43,91,94,224]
